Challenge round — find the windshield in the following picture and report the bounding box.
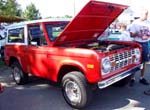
[45,22,69,41]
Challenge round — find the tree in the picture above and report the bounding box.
[22,3,42,20]
[0,0,22,17]
[63,15,72,18]
[0,0,5,15]
[47,15,72,18]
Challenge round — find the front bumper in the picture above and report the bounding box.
[98,64,143,89]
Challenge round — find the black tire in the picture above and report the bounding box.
[11,61,29,85]
[0,46,4,61]
[0,46,5,61]
[62,71,92,109]
[112,75,131,87]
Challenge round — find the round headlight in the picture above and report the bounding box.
[102,57,111,75]
[134,48,140,61]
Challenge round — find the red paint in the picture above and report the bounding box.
[4,1,141,85]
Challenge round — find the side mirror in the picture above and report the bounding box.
[30,41,38,46]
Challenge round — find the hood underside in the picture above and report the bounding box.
[54,0,128,45]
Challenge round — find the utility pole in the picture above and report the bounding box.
[73,0,76,16]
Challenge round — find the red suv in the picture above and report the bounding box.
[4,1,142,109]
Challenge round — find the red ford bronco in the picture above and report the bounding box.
[4,0,142,109]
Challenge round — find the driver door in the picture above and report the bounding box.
[26,24,49,78]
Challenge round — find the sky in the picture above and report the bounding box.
[16,0,150,18]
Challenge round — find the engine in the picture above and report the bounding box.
[78,41,127,52]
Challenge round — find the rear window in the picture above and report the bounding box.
[8,28,24,43]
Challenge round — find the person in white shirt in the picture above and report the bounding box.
[128,8,150,87]
[119,23,133,41]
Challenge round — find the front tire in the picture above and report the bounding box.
[11,62,28,85]
[62,71,92,109]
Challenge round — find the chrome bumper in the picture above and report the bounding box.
[98,64,143,89]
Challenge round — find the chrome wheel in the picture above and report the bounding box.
[62,71,92,109]
[13,66,21,84]
[12,62,29,85]
[65,80,81,104]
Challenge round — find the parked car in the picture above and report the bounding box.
[107,31,122,40]
[0,28,6,60]
[4,0,142,109]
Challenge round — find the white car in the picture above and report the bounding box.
[0,29,6,60]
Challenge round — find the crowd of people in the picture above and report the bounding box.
[118,8,150,95]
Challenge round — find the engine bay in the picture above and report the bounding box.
[77,41,128,52]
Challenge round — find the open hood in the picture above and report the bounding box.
[54,0,128,45]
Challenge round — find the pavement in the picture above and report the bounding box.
[0,65,150,110]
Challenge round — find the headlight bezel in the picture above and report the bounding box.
[101,57,111,75]
[134,48,141,62]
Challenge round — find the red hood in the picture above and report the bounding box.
[54,0,128,45]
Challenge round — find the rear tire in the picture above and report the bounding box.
[0,46,5,61]
[11,61,29,85]
[62,71,92,109]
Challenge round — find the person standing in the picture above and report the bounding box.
[128,8,150,86]
[119,23,133,41]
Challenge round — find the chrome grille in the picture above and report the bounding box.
[109,49,135,71]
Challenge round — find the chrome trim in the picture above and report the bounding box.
[109,49,138,71]
[98,64,142,89]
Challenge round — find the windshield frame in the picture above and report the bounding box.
[45,22,69,41]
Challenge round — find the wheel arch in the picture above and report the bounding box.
[9,56,20,67]
[57,64,86,84]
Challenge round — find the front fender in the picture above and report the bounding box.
[58,59,101,83]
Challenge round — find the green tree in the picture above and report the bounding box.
[0,0,5,15]
[1,0,22,16]
[47,15,72,18]
[22,3,42,20]
[64,15,72,18]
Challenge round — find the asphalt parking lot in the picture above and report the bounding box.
[0,65,150,110]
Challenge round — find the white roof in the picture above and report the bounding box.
[7,18,71,29]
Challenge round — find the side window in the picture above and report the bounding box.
[28,25,47,46]
[8,28,24,43]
